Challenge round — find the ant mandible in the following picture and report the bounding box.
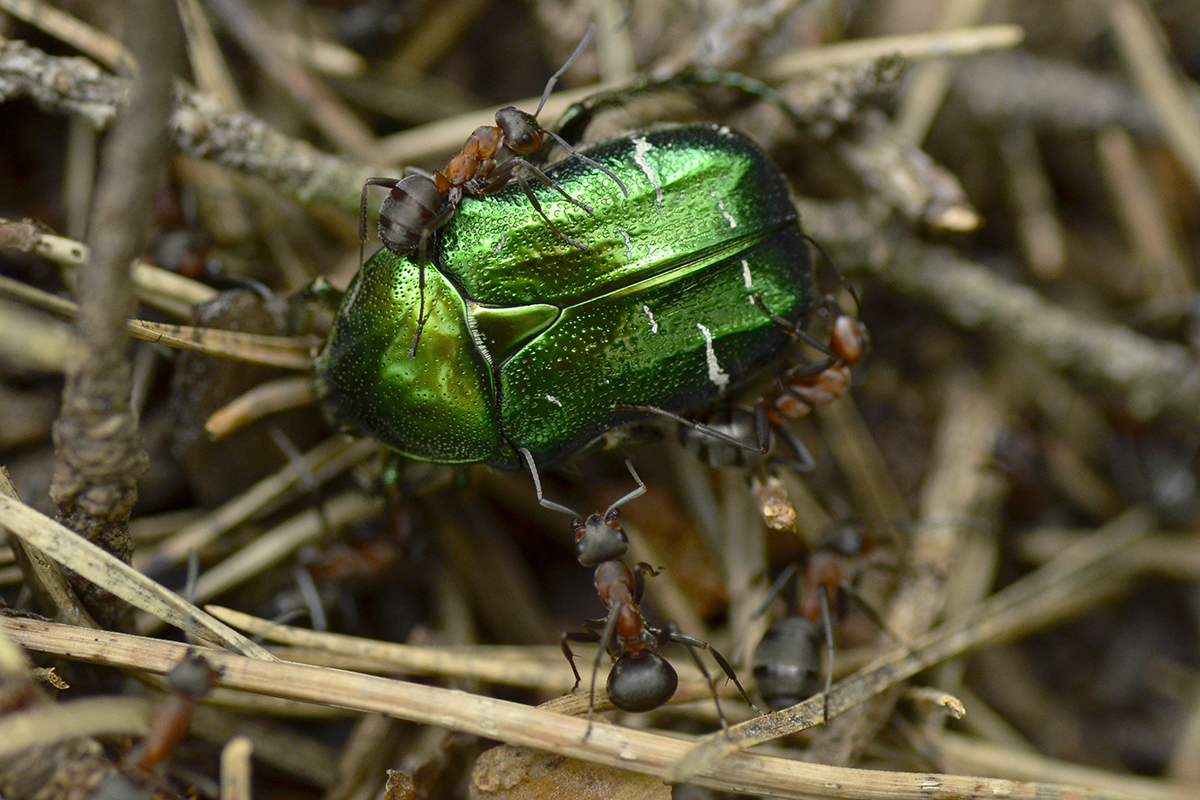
[360,27,629,357]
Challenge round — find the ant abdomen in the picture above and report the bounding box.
[378,175,446,255]
[608,650,679,713]
[751,616,823,711]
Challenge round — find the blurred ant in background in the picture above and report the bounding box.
[751,524,898,720]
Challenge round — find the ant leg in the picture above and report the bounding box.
[359,177,401,268]
[663,624,730,732]
[817,585,835,724]
[560,632,591,691]
[629,561,662,604]
[750,562,798,621]
[614,403,768,455]
[838,580,912,651]
[772,420,817,473]
[405,202,457,357]
[488,157,595,214]
[585,608,622,741]
[407,231,431,359]
[514,176,588,251]
[668,627,764,718]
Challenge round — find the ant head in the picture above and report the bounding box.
[576,460,645,566]
[167,653,220,699]
[495,107,545,154]
[575,512,629,567]
[817,523,871,557]
[607,650,678,712]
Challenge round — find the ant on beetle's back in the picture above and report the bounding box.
[358,27,627,357]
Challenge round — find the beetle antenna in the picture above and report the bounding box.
[520,448,585,520]
[536,25,595,118]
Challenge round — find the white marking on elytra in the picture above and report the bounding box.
[643,305,658,333]
[632,137,663,209]
[742,259,753,289]
[717,125,733,137]
[546,394,563,407]
[696,323,730,390]
[493,233,506,254]
[620,228,633,262]
[712,191,737,228]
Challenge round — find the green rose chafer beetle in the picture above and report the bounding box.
[314,124,815,469]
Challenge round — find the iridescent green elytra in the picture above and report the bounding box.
[314,124,814,468]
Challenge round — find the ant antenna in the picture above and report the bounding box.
[606,460,646,516]
[529,26,630,199]
[521,447,584,519]
[801,233,862,315]
[545,130,629,198]
[535,26,595,118]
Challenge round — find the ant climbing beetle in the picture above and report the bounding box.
[358,27,628,356]
[751,524,895,718]
[758,297,870,423]
[679,292,870,472]
[522,450,760,737]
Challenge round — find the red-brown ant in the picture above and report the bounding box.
[90,653,221,800]
[751,524,895,719]
[677,298,869,471]
[521,450,760,738]
[128,653,220,777]
[761,306,870,424]
[360,27,628,357]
